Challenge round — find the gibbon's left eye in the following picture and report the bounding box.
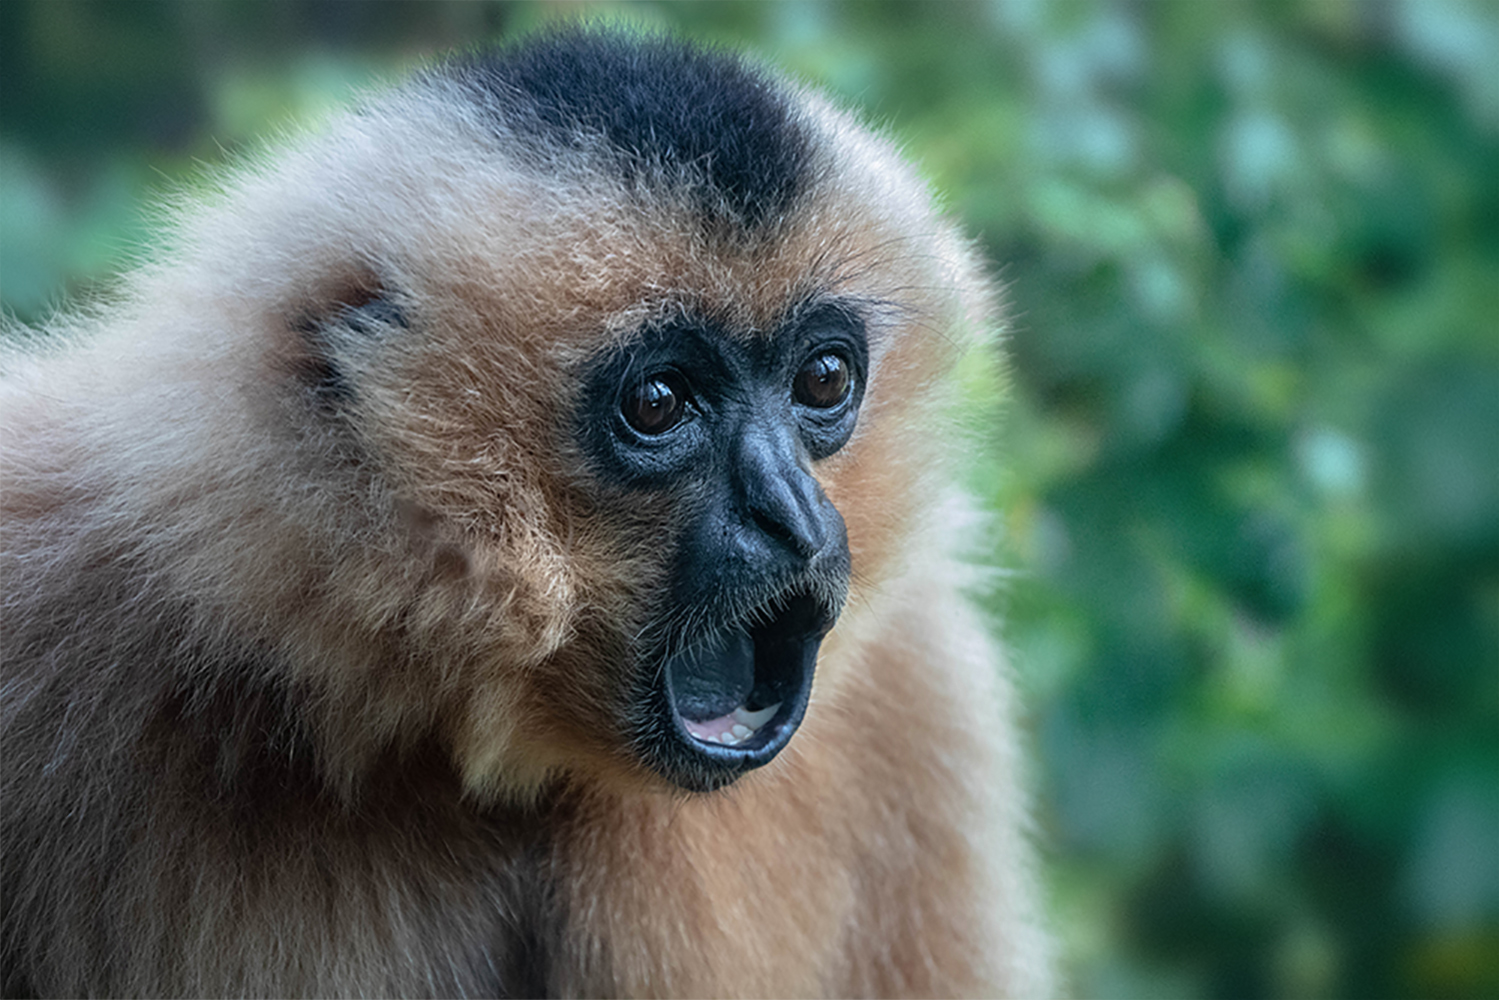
[793,352,852,409]
[623,372,691,435]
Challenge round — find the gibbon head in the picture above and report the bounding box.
[172,29,993,799]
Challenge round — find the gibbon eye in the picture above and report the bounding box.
[793,353,851,409]
[623,372,690,435]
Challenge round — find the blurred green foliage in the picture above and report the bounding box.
[3,2,1496,997]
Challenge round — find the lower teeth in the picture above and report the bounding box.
[693,702,782,746]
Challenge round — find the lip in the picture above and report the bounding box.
[649,590,834,791]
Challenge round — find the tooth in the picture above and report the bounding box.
[730,724,751,739]
[732,704,778,729]
[718,732,739,746]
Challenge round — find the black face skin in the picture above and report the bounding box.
[579,303,866,791]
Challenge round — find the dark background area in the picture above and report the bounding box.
[3,2,1496,997]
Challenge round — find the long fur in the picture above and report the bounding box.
[0,30,1052,997]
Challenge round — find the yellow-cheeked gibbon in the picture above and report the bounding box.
[0,29,1053,998]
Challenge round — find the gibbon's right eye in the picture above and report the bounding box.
[623,372,690,435]
[793,352,852,410]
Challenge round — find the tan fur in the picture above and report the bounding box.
[1,42,1052,998]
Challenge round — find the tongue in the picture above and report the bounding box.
[666,628,754,722]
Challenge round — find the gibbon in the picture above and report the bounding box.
[0,29,1053,998]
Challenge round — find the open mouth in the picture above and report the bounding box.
[656,590,833,783]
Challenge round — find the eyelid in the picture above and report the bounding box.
[802,324,866,368]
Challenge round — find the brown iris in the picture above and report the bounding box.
[623,372,689,434]
[793,353,851,409]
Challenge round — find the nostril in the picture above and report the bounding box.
[751,505,814,558]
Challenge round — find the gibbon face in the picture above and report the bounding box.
[576,300,859,790]
[237,32,984,799]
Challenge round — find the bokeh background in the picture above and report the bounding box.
[3,2,1496,997]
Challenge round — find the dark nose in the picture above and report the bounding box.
[735,422,843,563]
